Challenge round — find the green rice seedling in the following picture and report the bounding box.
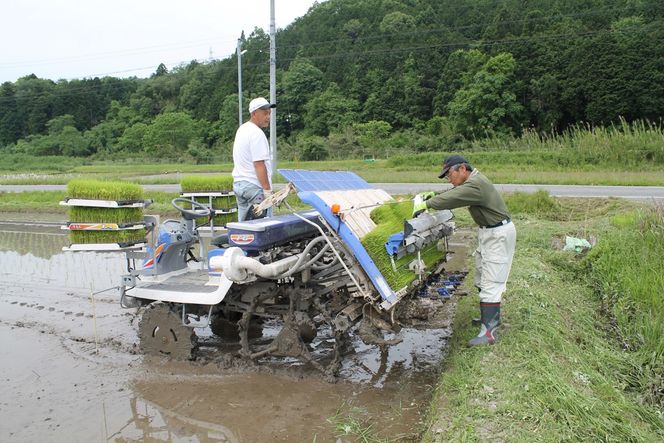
[69,229,147,245]
[361,201,446,291]
[180,175,236,226]
[65,179,146,244]
[68,207,143,224]
[180,175,234,192]
[67,179,143,201]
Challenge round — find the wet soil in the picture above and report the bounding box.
[0,220,471,442]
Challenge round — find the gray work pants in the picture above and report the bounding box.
[473,222,517,303]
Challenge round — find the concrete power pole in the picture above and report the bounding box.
[269,0,277,174]
[237,39,244,125]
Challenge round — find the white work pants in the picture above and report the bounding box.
[473,222,516,303]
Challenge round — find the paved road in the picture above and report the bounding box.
[3,183,664,201]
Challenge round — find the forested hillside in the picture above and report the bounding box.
[1,0,662,162]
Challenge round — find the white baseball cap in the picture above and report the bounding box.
[248,97,276,113]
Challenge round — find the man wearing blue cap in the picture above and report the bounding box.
[232,97,276,221]
[413,155,516,346]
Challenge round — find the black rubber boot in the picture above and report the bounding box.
[468,302,500,346]
[471,293,501,326]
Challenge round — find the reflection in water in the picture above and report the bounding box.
[0,223,126,293]
[0,227,66,259]
[1,221,459,442]
[109,397,238,443]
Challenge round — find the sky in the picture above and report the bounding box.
[0,0,324,83]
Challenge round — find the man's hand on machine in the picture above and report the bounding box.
[412,192,432,217]
[253,184,296,217]
[419,191,435,201]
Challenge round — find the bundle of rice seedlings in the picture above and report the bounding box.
[361,201,446,291]
[67,179,144,201]
[66,179,146,245]
[180,175,236,226]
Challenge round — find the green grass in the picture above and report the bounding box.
[2,119,664,186]
[583,205,664,407]
[421,195,664,442]
[0,191,66,212]
[0,190,179,216]
[0,153,88,172]
[326,403,392,443]
[4,160,663,186]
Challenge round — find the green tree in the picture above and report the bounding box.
[379,11,416,34]
[280,58,325,134]
[117,122,149,153]
[46,114,76,135]
[215,94,245,143]
[433,49,488,116]
[303,83,359,136]
[353,120,392,157]
[448,52,525,137]
[142,112,202,158]
[0,82,20,146]
[57,126,89,156]
[15,75,55,135]
[299,136,329,161]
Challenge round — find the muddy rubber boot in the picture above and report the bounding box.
[468,302,500,346]
[471,291,502,326]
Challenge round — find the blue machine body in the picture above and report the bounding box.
[279,169,399,307]
[385,232,405,257]
[225,210,322,252]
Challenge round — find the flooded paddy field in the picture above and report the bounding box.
[0,220,470,442]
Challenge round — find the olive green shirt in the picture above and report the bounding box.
[426,170,510,227]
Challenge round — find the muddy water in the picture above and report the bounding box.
[0,221,470,442]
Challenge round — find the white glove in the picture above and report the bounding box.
[263,189,272,199]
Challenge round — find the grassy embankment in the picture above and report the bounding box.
[421,193,663,442]
[1,119,664,186]
[322,194,663,442]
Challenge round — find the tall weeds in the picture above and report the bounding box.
[584,204,664,406]
[388,119,664,168]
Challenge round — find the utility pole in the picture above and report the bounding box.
[269,0,277,173]
[236,38,246,125]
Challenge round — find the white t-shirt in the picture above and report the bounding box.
[231,121,272,188]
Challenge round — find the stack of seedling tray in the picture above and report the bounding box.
[361,201,448,291]
[180,175,237,231]
[60,179,150,251]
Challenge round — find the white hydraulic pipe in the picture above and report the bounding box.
[211,247,305,283]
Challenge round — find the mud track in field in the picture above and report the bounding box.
[0,220,472,442]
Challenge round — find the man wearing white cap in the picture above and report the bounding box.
[232,97,276,221]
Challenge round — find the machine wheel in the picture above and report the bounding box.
[139,303,197,360]
[210,311,263,341]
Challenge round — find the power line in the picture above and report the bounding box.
[1,5,643,79]
[0,22,658,105]
[0,36,243,69]
[275,6,639,51]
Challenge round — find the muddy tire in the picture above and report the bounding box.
[210,312,263,341]
[138,303,197,360]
